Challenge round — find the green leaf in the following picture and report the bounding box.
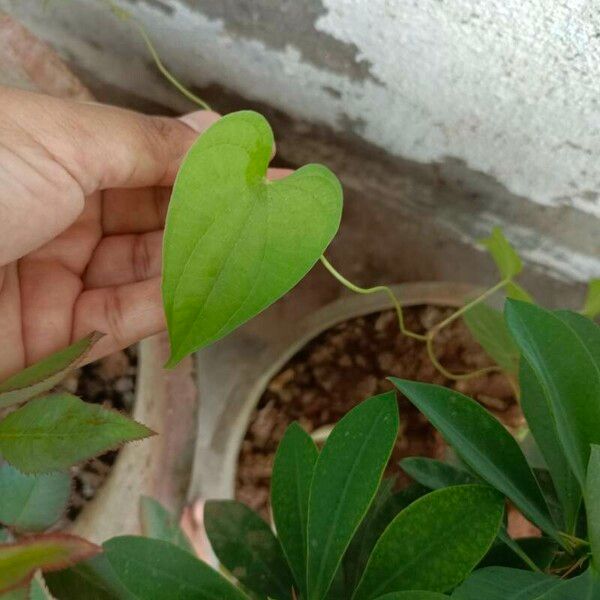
[306,392,399,600]
[480,227,522,280]
[537,568,600,599]
[462,303,520,374]
[519,360,580,532]
[353,485,504,599]
[103,536,249,600]
[400,458,476,489]
[505,301,600,485]
[480,536,557,571]
[505,281,534,303]
[344,483,428,594]
[374,593,449,599]
[46,554,135,600]
[450,567,561,599]
[0,463,70,531]
[0,333,102,408]
[271,422,318,597]
[29,574,54,600]
[204,500,294,599]
[390,379,558,540]
[582,279,600,318]
[0,529,10,544]
[0,534,99,594]
[0,393,152,473]
[586,445,600,570]
[139,496,194,554]
[162,110,343,367]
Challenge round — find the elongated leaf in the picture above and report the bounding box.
[344,483,427,594]
[451,567,561,599]
[505,301,600,485]
[162,110,343,366]
[375,594,448,599]
[353,485,504,599]
[204,500,293,599]
[480,536,557,571]
[46,554,135,600]
[480,227,522,279]
[0,333,102,408]
[0,535,99,594]
[29,574,54,600]
[400,458,476,489]
[463,303,520,374]
[587,445,600,569]
[306,393,399,600]
[520,360,579,531]
[0,463,70,531]
[583,279,600,318]
[390,379,558,539]
[271,422,318,597]
[103,536,248,599]
[538,568,600,599]
[0,393,152,473]
[505,281,534,303]
[139,496,194,554]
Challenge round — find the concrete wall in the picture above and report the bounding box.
[1,0,598,293]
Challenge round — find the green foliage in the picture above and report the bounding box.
[374,594,448,599]
[0,464,70,532]
[586,446,600,570]
[204,500,294,599]
[306,392,399,600]
[582,279,600,318]
[0,534,99,594]
[0,393,152,473]
[0,332,102,408]
[352,485,504,599]
[139,496,194,554]
[479,227,522,280]
[162,110,343,366]
[271,422,318,597]
[399,458,476,489]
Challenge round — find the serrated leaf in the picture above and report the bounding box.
[0,393,152,473]
[103,536,249,599]
[462,303,520,373]
[0,333,102,408]
[450,566,561,599]
[139,496,194,554]
[505,302,600,486]
[162,110,343,367]
[390,379,558,540]
[582,279,600,319]
[307,393,399,600]
[271,422,318,597]
[353,485,504,599]
[586,445,600,570]
[204,500,294,599]
[0,534,99,594]
[0,463,70,532]
[480,227,522,280]
[400,458,476,489]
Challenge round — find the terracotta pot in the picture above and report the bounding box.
[0,14,199,544]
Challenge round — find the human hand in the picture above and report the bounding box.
[0,86,222,379]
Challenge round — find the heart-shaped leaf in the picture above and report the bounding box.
[0,534,99,594]
[162,110,343,366]
[0,393,152,473]
[0,332,102,408]
[0,463,70,532]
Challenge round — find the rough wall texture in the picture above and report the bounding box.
[1,0,598,288]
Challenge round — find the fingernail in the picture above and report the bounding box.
[179,110,221,133]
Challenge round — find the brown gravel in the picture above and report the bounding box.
[236,305,521,518]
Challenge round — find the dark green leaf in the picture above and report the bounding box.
[480,227,522,279]
[390,378,558,540]
[103,536,249,599]
[462,303,520,374]
[0,463,70,532]
[479,536,557,571]
[139,496,194,554]
[520,360,580,531]
[0,393,152,473]
[450,567,561,599]
[46,554,135,600]
[0,534,99,594]
[0,333,102,408]
[353,485,504,599]
[204,500,294,600]
[400,458,476,489]
[537,568,600,599]
[162,111,343,366]
[271,422,318,597]
[505,302,600,485]
[307,392,399,600]
[582,279,600,319]
[586,445,600,569]
[374,593,448,599]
